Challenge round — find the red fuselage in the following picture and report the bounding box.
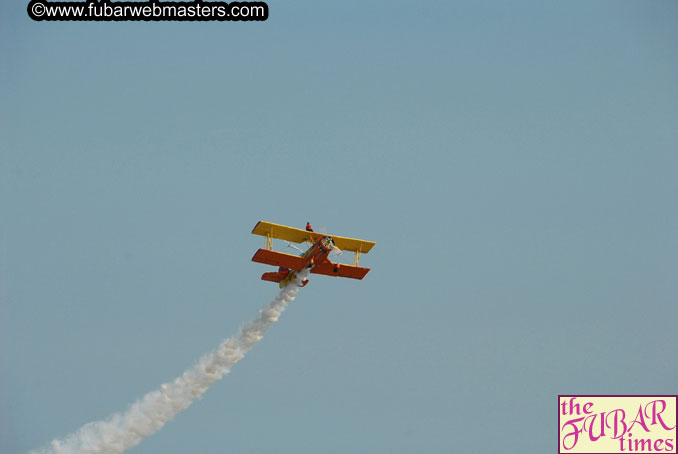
[263,236,337,288]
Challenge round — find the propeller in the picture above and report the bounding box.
[286,242,305,254]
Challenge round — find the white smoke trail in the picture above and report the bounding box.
[34,269,310,454]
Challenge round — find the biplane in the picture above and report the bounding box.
[251,221,375,288]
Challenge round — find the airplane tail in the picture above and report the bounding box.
[261,271,288,283]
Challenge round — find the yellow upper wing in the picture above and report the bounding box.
[329,235,376,254]
[252,221,314,243]
[251,221,375,253]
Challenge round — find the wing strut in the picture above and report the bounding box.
[353,247,361,266]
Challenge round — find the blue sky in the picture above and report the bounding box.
[2,1,677,453]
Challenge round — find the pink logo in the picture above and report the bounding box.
[559,395,677,453]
